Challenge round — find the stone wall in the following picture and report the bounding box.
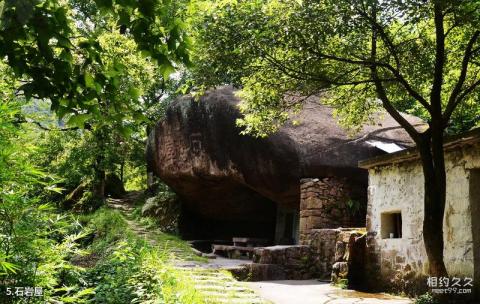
[252,245,315,280]
[233,229,367,285]
[302,229,339,279]
[302,228,366,283]
[364,141,480,295]
[299,177,366,242]
[331,231,366,288]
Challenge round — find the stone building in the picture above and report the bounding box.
[146,86,423,246]
[359,129,480,295]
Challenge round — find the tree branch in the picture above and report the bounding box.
[443,30,480,122]
[369,3,420,142]
[14,117,91,131]
[304,49,431,111]
[430,1,446,116]
[459,79,480,101]
[348,2,434,113]
[261,51,395,86]
[352,2,401,69]
[443,78,480,122]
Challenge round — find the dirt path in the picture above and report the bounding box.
[248,280,413,304]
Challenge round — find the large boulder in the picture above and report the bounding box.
[146,86,423,239]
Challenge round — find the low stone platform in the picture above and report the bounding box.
[229,229,368,283]
[252,245,317,280]
[229,263,287,281]
[212,229,368,286]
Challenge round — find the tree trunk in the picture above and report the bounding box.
[93,165,106,199]
[418,131,448,277]
[93,128,107,200]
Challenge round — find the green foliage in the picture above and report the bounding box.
[34,130,95,191]
[0,100,93,303]
[188,0,261,87]
[75,190,104,213]
[31,110,148,198]
[22,26,188,199]
[85,241,205,304]
[415,293,440,304]
[77,208,206,304]
[1,97,203,301]
[334,279,349,290]
[79,207,129,252]
[0,0,190,126]
[124,166,148,191]
[191,0,480,135]
[140,184,181,233]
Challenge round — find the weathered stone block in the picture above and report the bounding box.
[251,245,316,280]
[395,255,406,264]
[335,241,346,261]
[229,263,287,281]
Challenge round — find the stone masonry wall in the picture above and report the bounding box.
[301,228,366,283]
[365,141,480,296]
[252,245,315,280]
[235,229,367,284]
[300,177,365,242]
[302,229,339,279]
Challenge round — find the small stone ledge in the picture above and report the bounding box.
[252,245,317,280]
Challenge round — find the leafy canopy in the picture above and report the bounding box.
[0,0,190,126]
[191,0,480,136]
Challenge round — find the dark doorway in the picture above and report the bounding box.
[177,187,277,246]
[275,206,299,245]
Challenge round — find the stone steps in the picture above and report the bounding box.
[177,268,268,303]
[194,285,251,292]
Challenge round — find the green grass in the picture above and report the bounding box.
[73,207,208,304]
[72,206,267,303]
[78,207,132,252]
[121,205,207,263]
[129,204,159,228]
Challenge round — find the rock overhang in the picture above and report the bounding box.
[146,86,424,238]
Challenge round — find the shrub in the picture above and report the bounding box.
[73,190,104,213]
[0,100,93,303]
[415,293,440,304]
[80,208,205,304]
[141,184,180,233]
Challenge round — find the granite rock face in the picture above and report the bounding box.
[146,86,423,240]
